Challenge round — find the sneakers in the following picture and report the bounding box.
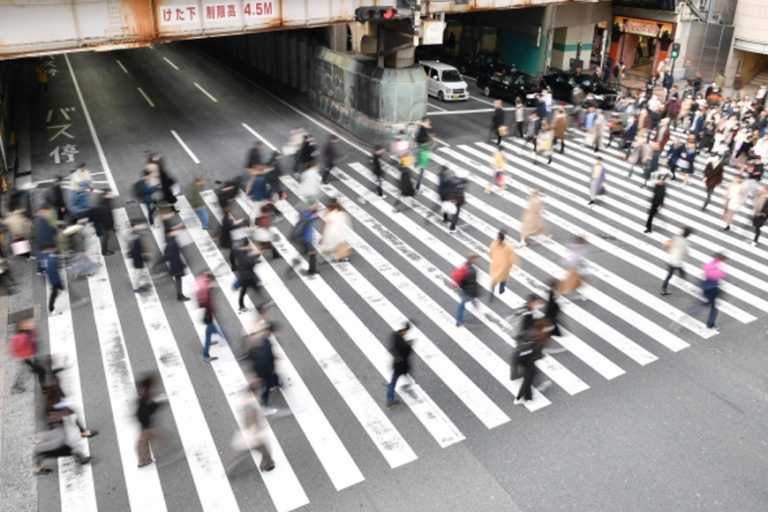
[660,289,671,296]
[238,307,250,314]
[513,398,526,406]
[386,399,400,410]
[102,251,115,256]
[48,310,62,317]
[138,459,155,468]
[262,407,278,417]
[448,229,456,235]
[455,322,464,327]
[177,295,190,302]
[134,286,149,294]
[203,356,219,363]
[751,241,758,247]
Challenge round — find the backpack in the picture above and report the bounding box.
[450,263,469,288]
[196,275,211,308]
[9,331,36,359]
[132,180,144,200]
[290,213,310,242]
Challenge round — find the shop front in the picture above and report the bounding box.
[609,16,676,78]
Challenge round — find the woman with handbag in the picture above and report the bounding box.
[519,189,549,247]
[587,157,607,207]
[536,120,555,165]
[485,149,507,194]
[558,236,588,301]
[320,201,352,262]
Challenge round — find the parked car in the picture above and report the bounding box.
[540,71,619,109]
[477,71,539,106]
[458,51,506,77]
[420,61,469,102]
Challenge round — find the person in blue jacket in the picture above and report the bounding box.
[301,204,319,276]
[45,245,63,317]
[139,170,158,226]
[665,136,685,181]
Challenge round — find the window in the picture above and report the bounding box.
[441,70,462,83]
[430,68,440,80]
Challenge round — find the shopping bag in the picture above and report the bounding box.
[498,125,509,137]
[11,239,30,256]
[441,201,457,216]
[175,228,193,248]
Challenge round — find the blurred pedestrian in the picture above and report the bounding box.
[302,160,322,206]
[438,166,451,223]
[59,220,97,283]
[129,219,151,293]
[45,176,67,223]
[226,381,275,474]
[593,110,606,153]
[683,254,727,330]
[370,146,386,198]
[216,206,243,270]
[322,135,341,184]
[558,236,588,301]
[519,189,548,247]
[153,155,179,214]
[245,165,269,225]
[189,175,209,230]
[294,203,319,277]
[250,322,281,411]
[266,150,287,203]
[485,149,507,194]
[525,112,541,152]
[660,227,691,296]
[514,98,525,139]
[553,104,568,154]
[513,319,549,405]
[415,118,433,193]
[453,252,480,327]
[136,374,167,468]
[488,231,519,301]
[34,204,57,275]
[491,100,506,146]
[723,175,745,231]
[34,386,92,476]
[587,157,607,207]
[751,186,768,246]
[246,140,265,169]
[644,175,666,234]
[235,240,264,313]
[702,153,724,210]
[627,129,651,179]
[92,189,116,256]
[535,119,554,165]
[446,172,467,235]
[392,154,415,214]
[138,169,158,226]
[164,224,189,302]
[320,201,352,262]
[198,271,230,363]
[8,317,46,393]
[44,245,64,317]
[385,321,414,409]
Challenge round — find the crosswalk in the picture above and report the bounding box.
[33,123,767,511]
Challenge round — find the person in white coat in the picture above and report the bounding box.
[320,200,352,262]
[302,159,322,206]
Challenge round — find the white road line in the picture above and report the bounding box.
[116,60,129,74]
[430,149,692,352]
[279,176,517,421]
[469,95,498,107]
[228,197,417,469]
[170,130,200,164]
[266,193,465,448]
[60,108,70,121]
[427,102,447,111]
[429,108,497,116]
[64,54,119,195]
[163,57,180,70]
[242,123,277,151]
[432,136,450,147]
[84,233,168,511]
[493,139,766,316]
[137,87,155,108]
[113,209,240,512]
[194,82,218,103]
[373,158,647,373]
[183,195,360,496]
[46,109,53,123]
[46,273,98,512]
[502,138,768,296]
[341,163,589,395]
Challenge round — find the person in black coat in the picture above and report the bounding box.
[45,176,67,223]
[251,322,281,407]
[392,157,415,214]
[492,100,505,146]
[321,135,339,184]
[514,318,549,405]
[644,176,666,234]
[93,190,116,256]
[235,239,264,313]
[246,141,265,169]
[456,252,480,327]
[129,220,150,293]
[152,155,178,212]
[385,322,414,409]
[34,204,57,275]
[217,207,243,270]
[371,146,386,198]
[164,225,188,301]
[446,174,466,234]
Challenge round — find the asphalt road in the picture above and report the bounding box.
[5,41,768,512]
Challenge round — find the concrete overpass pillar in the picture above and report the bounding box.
[328,25,348,53]
[289,34,298,89]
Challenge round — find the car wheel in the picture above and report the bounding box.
[483,87,491,97]
[437,91,445,102]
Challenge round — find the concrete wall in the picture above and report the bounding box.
[308,47,427,146]
[733,0,768,51]
[550,0,612,72]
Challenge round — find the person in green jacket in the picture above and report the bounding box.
[189,175,208,230]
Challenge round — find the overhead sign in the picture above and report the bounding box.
[421,20,446,46]
[613,16,674,39]
[159,1,274,25]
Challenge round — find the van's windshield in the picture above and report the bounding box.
[441,70,463,83]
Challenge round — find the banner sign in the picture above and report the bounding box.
[614,16,674,39]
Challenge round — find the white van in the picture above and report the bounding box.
[420,61,469,102]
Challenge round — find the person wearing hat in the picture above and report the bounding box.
[385,321,414,409]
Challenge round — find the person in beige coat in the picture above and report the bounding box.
[553,105,568,154]
[520,189,549,247]
[488,231,520,300]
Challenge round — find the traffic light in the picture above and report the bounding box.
[355,6,397,22]
[671,42,680,59]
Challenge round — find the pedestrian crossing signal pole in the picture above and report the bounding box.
[670,42,680,80]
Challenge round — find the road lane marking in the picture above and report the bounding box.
[59,108,70,121]
[188,194,363,495]
[137,87,155,107]
[46,109,53,123]
[427,102,447,111]
[170,130,200,164]
[242,123,277,150]
[194,82,218,102]
[64,54,119,195]
[163,57,179,70]
[116,60,128,74]
[46,274,98,512]
[84,234,168,511]
[428,107,515,116]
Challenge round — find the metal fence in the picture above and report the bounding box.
[684,22,734,82]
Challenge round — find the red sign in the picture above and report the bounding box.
[244,1,274,17]
[160,5,199,24]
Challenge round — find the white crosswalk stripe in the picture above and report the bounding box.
[35,121,768,512]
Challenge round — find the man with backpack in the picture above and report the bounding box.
[453,252,480,327]
[198,271,229,363]
[290,204,319,277]
[513,318,550,405]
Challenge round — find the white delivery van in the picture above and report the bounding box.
[420,61,470,102]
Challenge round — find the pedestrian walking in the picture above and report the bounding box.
[235,240,264,312]
[415,118,433,193]
[302,160,322,207]
[644,175,666,233]
[660,227,692,295]
[385,322,414,409]
[525,112,541,153]
[519,189,549,247]
[535,119,555,165]
[513,318,549,405]
[34,204,57,275]
[321,135,340,184]
[92,189,116,256]
[453,252,480,327]
[438,166,452,223]
[45,176,68,223]
[485,149,507,194]
[627,129,651,179]
[128,220,151,294]
[682,254,727,330]
[514,98,525,139]
[197,271,230,363]
[33,388,93,476]
[245,165,269,226]
[743,156,764,205]
[44,245,64,317]
[226,381,275,474]
[265,150,287,203]
[553,105,568,154]
[491,100,506,146]
[164,225,189,302]
[701,153,725,210]
[136,374,167,468]
[488,231,519,300]
[154,155,179,213]
[543,280,566,352]
[751,186,768,246]
[189,175,209,230]
[370,146,387,198]
[677,141,698,187]
[137,169,158,226]
[587,157,607,207]
[665,136,685,181]
[392,157,416,214]
[8,317,47,393]
[253,204,280,260]
[250,322,281,410]
[446,172,467,235]
[593,110,606,153]
[59,221,97,283]
[723,175,745,231]
[42,359,98,438]
[558,236,588,301]
[246,141,265,169]
[320,201,352,262]
[216,207,243,270]
[294,203,319,277]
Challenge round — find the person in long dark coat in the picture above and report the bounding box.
[164,225,188,301]
[92,189,116,256]
[385,322,414,409]
[702,154,724,210]
[644,176,666,234]
[153,155,178,212]
[393,159,415,213]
